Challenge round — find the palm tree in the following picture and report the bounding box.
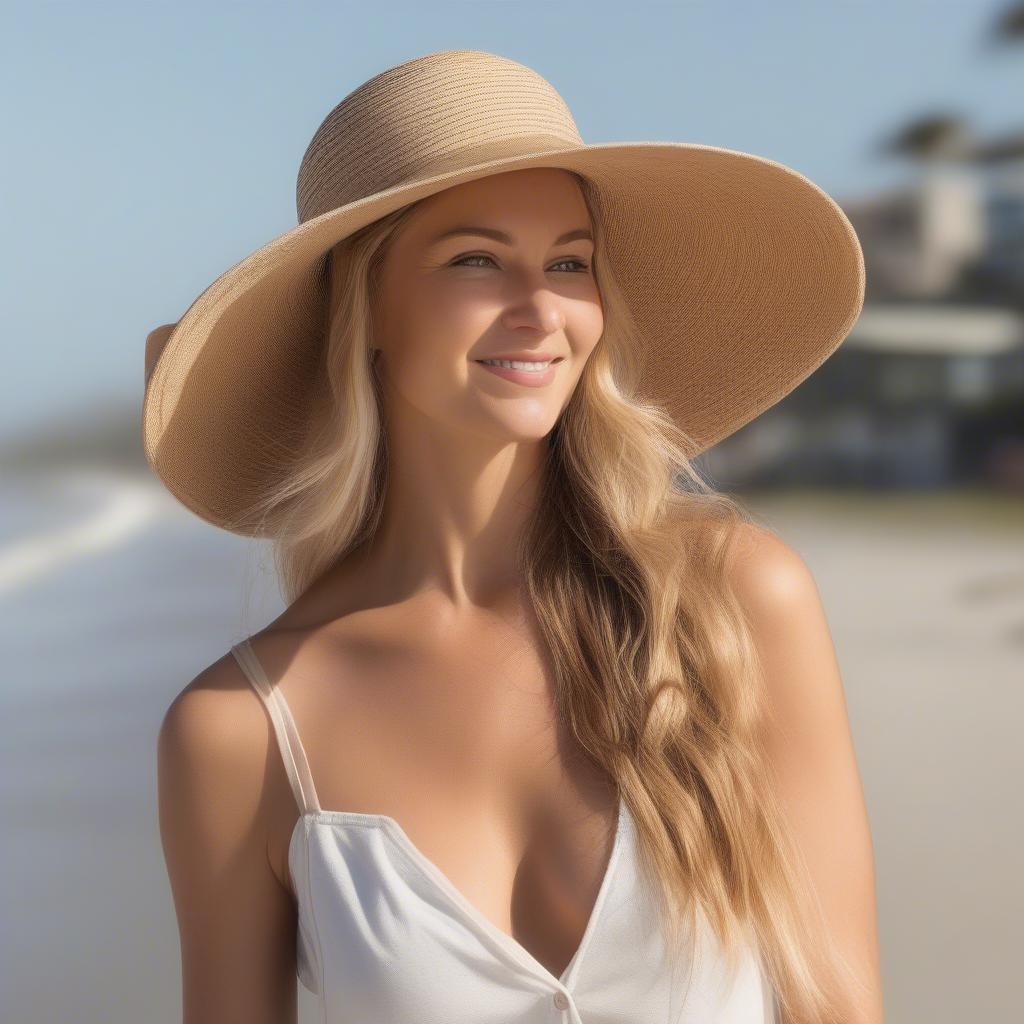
[988,1,1024,45]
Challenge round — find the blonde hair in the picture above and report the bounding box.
[243,173,865,1023]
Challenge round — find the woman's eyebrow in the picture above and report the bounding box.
[429,225,593,246]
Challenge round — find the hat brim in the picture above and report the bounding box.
[143,140,864,535]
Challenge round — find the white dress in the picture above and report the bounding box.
[231,637,778,1023]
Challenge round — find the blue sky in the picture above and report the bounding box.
[3,0,1021,440]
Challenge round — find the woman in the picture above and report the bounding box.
[149,50,883,1023]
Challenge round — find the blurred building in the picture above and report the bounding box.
[707,129,1024,492]
[965,129,1024,300]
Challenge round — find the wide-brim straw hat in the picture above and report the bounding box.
[143,48,865,537]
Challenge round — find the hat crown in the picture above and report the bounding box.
[295,49,584,223]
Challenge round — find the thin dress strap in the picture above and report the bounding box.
[229,638,322,815]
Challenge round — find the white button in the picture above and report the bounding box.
[553,990,570,1010]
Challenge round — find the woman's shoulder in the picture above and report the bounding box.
[157,648,279,830]
[157,651,301,1012]
[724,520,819,610]
[156,635,315,876]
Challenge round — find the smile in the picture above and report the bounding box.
[472,357,563,388]
[479,359,552,371]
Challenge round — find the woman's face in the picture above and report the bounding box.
[370,167,604,446]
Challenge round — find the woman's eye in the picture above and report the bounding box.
[450,254,590,272]
[451,254,497,268]
[550,258,590,273]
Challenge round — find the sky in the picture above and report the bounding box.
[3,0,1021,441]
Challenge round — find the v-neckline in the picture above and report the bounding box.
[294,795,629,990]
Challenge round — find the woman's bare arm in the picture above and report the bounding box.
[730,525,885,1024]
[157,656,298,1024]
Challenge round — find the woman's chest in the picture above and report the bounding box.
[265,616,620,978]
[292,606,586,795]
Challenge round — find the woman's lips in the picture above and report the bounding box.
[472,359,561,388]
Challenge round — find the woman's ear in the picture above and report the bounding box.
[145,323,177,387]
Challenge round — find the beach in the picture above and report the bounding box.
[3,469,1021,1022]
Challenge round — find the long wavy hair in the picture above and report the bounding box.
[242,172,866,1023]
